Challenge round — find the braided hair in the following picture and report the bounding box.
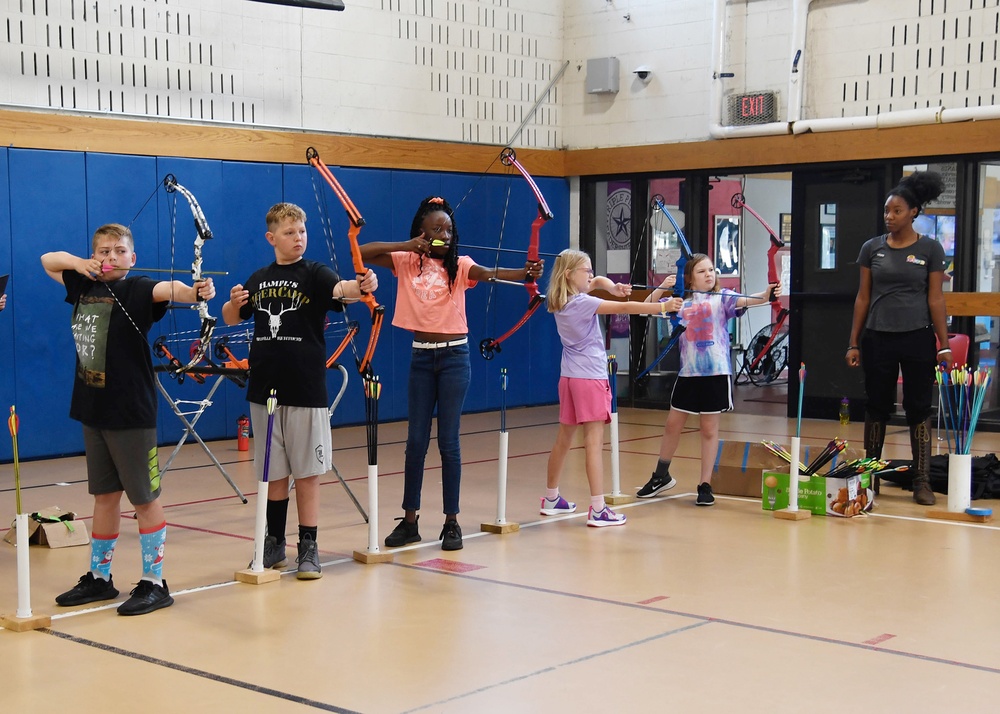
[409,196,460,290]
[887,171,945,215]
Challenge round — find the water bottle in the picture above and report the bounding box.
[839,398,850,425]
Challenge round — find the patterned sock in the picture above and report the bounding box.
[654,459,672,480]
[90,533,119,581]
[545,488,559,501]
[590,495,605,513]
[267,498,290,544]
[299,524,318,543]
[139,522,167,585]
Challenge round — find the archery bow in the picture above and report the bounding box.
[634,195,694,384]
[163,174,217,373]
[730,191,790,379]
[306,147,384,376]
[479,147,553,360]
[730,192,785,322]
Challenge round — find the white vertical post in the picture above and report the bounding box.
[251,480,268,572]
[788,436,801,512]
[608,355,622,497]
[496,431,509,524]
[482,368,519,534]
[367,464,380,552]
[15,513,32,619]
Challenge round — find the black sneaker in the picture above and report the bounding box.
[636,473,677,499]
[385,516,421,547]
[55,572,119,607]
[117,579,174,616]
[696,482,716,507]
[440,521,463,551]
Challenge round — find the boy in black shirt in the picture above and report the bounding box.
[222,202,377,578]
[42,223,215,615]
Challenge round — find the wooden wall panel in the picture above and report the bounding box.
[5,108,1000,179]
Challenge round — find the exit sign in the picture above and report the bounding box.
[728,91,777,125]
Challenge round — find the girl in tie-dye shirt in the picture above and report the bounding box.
[637,253,780,506]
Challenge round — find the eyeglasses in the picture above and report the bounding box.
[576,268,594,276]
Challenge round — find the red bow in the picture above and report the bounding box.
[307,147,384,376]
[479,148,553,360]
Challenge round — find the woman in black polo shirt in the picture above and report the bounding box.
[846,171,953,505]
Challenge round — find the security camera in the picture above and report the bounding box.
[633,66,652,81]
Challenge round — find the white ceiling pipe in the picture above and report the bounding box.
[877,106,944,128]
[794,105,1000,135]
[791,115,877,134]
[793,106,942,134]
[941,106,1000,123]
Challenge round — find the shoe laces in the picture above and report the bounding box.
[442,521,460,538]
[296,538,318,565]
[129,580,157,597]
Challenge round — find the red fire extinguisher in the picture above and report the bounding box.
[237,415,250,452]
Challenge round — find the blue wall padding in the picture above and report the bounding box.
[0,149,12,462]
[0,148,569,460]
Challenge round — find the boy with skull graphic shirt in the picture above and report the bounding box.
[222,202,377,579]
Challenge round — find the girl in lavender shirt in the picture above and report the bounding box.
[542,249,682,527]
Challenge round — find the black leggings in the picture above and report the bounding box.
[861,327,936,425]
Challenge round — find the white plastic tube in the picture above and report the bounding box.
[788,436,802,512]
[495,430,510,525]
[16,513,32,618]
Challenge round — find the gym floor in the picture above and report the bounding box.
[1,386,998,713]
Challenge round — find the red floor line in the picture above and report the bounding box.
[394,560,1000,677]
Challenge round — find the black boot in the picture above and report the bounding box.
[864,415,886,495]
[909,418,936,506]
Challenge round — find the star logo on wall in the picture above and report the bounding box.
[606,188,632,249]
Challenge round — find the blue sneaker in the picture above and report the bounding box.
[587,506,626,527]
[540,494,577,515]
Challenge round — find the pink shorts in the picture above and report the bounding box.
[558,377,612,425]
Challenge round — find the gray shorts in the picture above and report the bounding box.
[82,425,161,506]
[250,404,332,482]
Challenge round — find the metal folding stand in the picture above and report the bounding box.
[154,365,248,503]
[328,363,368,522]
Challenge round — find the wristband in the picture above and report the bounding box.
[937,348,952,355]
[660,301,667,316]
[846,346,859,352]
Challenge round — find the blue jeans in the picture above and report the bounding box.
[403,342,471,515]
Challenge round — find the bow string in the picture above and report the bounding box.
[479,147,553,360]
[730,192,785,322]
[162,174,217,374]
[306,147,384,376]
[634,195,694,384]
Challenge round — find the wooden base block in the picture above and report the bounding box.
[773,508,813,521]
[604,494,635,506]
[926,509,994,524]
[353,549,394,564]
[0,612,52,631]
[234,568,281,585]
[481,522,520,534]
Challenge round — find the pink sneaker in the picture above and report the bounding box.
[540,494,577,515]
[587,505,626,527]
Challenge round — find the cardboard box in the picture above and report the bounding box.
[761,471,874,517]
[711,441,791,498]
[4,506,90,548]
